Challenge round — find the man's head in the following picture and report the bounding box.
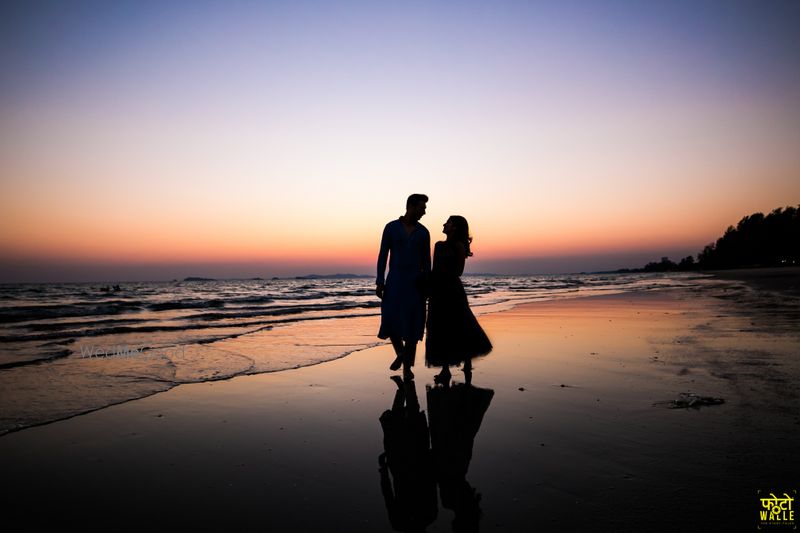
[405,193,428,221]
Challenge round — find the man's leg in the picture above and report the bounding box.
[402,339,416,378]
[403,376,419,411]
[389,337,404,371]
[390,376,405,411]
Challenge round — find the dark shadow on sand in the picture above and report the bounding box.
[378,370,494,532]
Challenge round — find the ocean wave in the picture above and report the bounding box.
[0,304,382,344]
[0,300,144,324]
[183,300,380,321]
[147,299,226,311]
[0,347,72,370]
[21,317,151,332]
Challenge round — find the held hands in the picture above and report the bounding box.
[376,283,385,299]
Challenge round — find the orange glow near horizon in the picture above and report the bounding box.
[1,181,793,268]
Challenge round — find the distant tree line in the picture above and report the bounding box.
[641,205,799,272]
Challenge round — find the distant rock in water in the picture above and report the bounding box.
[294,273,371,279]
[183,277,216,282]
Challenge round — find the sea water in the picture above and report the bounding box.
[0,272,707,434]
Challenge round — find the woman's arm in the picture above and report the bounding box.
[453,241,466,276]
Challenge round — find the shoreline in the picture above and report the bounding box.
[1,267,794,438]
[0,274,697,437]
[1,278,798,530]
[705,265,800,296]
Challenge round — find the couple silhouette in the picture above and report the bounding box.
[376,194,493,382]
[375,194,494,531]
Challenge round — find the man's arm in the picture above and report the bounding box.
[376,224,391,298]
[422,229,432,274]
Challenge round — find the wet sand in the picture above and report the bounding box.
[1,280,798,531]
[708,266,800,296]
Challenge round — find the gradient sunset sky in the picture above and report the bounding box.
[1,1,799,282]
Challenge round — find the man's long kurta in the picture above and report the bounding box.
[377,218,431,341]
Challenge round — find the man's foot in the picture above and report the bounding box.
[403,367,414,380]
[389,356,403,371]
[390,375,403,389]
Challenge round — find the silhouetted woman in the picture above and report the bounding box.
[425,216,492,385]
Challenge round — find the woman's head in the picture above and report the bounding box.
[444,215,473,257]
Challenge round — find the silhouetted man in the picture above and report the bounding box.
[376,193,431,378]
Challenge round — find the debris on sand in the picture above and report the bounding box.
[657,393,725,409]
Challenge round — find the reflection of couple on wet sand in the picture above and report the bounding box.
[376,193,493,381]
[379,374,495,532]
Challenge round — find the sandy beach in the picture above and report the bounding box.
[1,271,798,531]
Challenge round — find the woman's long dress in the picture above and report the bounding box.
[425,241,492,368]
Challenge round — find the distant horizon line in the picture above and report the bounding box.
[0,270,645,285]
[0,245,709,283]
